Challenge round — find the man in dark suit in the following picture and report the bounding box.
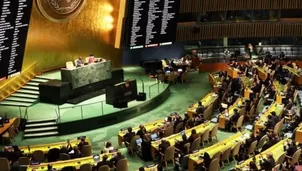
[77,137,89,151]
[271,112,279,124]
[136,125,147,139]
[195,101,205,114]
[123,127,135,145]
[187,129,199,144]
[260,152,275,171]
[228,108,240,131]
[95,155,112,170]
[158,140,171,154]
[110,151,125,166]
[265,115,276,130]
[286,141,298,157]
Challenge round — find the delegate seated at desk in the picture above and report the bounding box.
[76,57,83,66]
[89,54,95,63]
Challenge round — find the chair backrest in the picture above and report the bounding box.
[212,151,221,163]
[274,119,284,135]
[14,117,21,130]
[202,129,210,142]
[18,157,30,165]
[81,145,92,157]
[236,115,244,128]
[275,152,286,166]
[32,150,45,162]
[164,125,174,137]
[210,124,218,138]
[174,122,184,133]
[209,158,220,171]
[203,106,213,120]
[98,165,110,171]
[221,148,232,161]
[273,164,280,171]
[181,72,188,81]
[59,153,70,160]
[66,61,75,69]
[116,158,128,171]
[257,135,268,149]
[289,149,301,165]
[167,74,175,81]
[0,157,10,171]
[8,125,15,138]
[61,166,76,171]
[79,163,92,171]
[161,60,168,67]
[190,137,201,151]
[164,146,175,162]
[158,74,165,83]
[248,140,258,155]
[232,142,241,157]
[183,143,191,154]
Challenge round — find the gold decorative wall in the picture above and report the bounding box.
[22,0,122,73]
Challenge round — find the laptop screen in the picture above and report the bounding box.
[136,138,142,145]
[178,69,183,72]
[151,133,158,140]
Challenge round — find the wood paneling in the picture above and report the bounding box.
[176,22,302,41]
[180,0,302,13]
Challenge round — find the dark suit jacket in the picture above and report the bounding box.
[287,146,297,156]
[96,160,112,169]
[158,141,171,154]
[261,158,275,171]
[230,112,240,124]
[123,132,135,143]
[110,155,125,166]
[77,142,89,151]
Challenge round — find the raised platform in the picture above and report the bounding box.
[0,67,171,135]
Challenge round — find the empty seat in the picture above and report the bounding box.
[263,47,268,51]
[270,51,275,55]
[267,47,273,51]
[275,47,281,51]
[281,47,286,51]
[275,51,281,56]
[293,51,298,56]
[286,47,291,51]
[298,51,302,56]
[286,51,293,55]
[292,47,298,51]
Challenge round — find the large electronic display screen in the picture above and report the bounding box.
[125,0,180,49]
[0,0,33,81]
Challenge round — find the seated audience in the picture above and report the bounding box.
[110,151,125,166]
[95,154,112,170]
[260,152,275,171]
[77,137,89,151]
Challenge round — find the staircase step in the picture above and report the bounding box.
[24,126,58,133]
[24,131,59,139]
[26,118,57,124]
[31,78,49,83]
[35,76,51,80]
[26,122,57,128]
[22,86,39,91]
[0,101,32,107]
[17,89,39,95]
[11,93,39,99]
[27,82,40,86]
[5,97,37,103]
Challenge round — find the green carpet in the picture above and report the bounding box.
[1,70,236,170]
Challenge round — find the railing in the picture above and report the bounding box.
[53,81,169,123]
[0,62,41,101]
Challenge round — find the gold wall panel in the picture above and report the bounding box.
[23,0,121,71]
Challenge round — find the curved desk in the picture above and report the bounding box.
[27,152,117,171]
[235,138,287,170]
[218,98,244,129]
[19,138,90,155]
[187,92,218,117]
[0,118,16,135]
[150,122,217,159]
[188,130,250,171]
